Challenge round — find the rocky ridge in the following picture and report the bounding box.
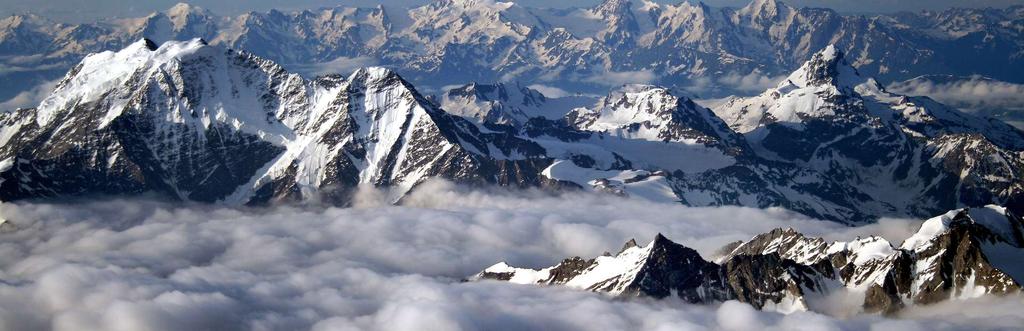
[473,205,1024,314]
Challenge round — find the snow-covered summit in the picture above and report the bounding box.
[901,205,1023,252]
[36,37,296,143]
[0,39,549,203]
[781,44,870,90]
[439,82,547,127]
[569,84,742,147]
[477,205,1024,314]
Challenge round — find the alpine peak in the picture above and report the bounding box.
[782,44,866,89]
[475,205,1024,314]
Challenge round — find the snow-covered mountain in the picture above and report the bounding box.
[2,0,1023,104]
[0,40,1022,224]
[474,205,1024,314]
[438,82,574,128]
[0,38,549,204]
[712,45,1024,221]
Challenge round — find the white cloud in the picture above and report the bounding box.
[528,84,572,98]
[686,70,786,96]
[0,79,59,111]
[582,69,658,87]
[717,70,786,93]
[0,59,66,76]
[888,76,1024,112]
[289,56,381,77]
[0,180,1018,330]
[887,76,1024,128]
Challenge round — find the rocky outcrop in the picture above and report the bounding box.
[472,205,1024,315]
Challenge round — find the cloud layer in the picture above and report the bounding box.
[685,70,786,97]
[888,76,1024,112]
[0,181,1019,330]
[288,56,382,78]
[0,79,58,111]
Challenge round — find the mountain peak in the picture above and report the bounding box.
[475,204,1024,313]
[743,0,785,12]
[153,38,212,57]
[433,0,513,10]
[739,0,793,22]
[36,38,225,128]
[816,44,842,62]
[166,2,210,16]
[130,38,160,51]
[901,205,1024,252]
[0,13,48,28]
[347,66,405,87]
[782,44,865,89]
[595,0,632,13]
[652,232,671,244]
[619,238,639,254]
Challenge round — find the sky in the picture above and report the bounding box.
[3,0,1024,22]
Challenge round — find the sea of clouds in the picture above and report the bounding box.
[0,180,1021,331]
[887,75,1024,128]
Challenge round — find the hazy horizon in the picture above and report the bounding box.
[3,0,1023,23]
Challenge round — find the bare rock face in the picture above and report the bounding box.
[472,205,1024,315]
[615,234,732,303]
[904,209,1024,304]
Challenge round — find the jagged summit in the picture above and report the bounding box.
[619,238,639,254]
[568,84,742,148]
[347,66,405,84]
[902,205,1024,252]
[36,38,266,130]
[475,205,1024,314]
[711,43,1024,221]
[166,2,211,17]
[474,233,730,301]
[781,44,869,90]
[593,0,634,15]
[0,39,549,204]
[740,0,789,16]
[439,81,549,127]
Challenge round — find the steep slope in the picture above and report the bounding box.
[712,45,1024,219]
[473,234,734,304]
[475,205,1024,314]
[438,82,554,128]
[0,39,549,204]
[237,68,551,205]
[0,38,292,201]
[567,85,745,149]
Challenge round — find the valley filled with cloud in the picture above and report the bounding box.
[0,181,1020,331]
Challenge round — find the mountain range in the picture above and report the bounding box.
[0,38,1021,224]
[473,205,1024,314]
[2,0,1023,104]
[2,0,1024,324]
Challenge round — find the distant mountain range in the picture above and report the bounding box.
[0,38,1021,224]
[1,0,1023,103]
